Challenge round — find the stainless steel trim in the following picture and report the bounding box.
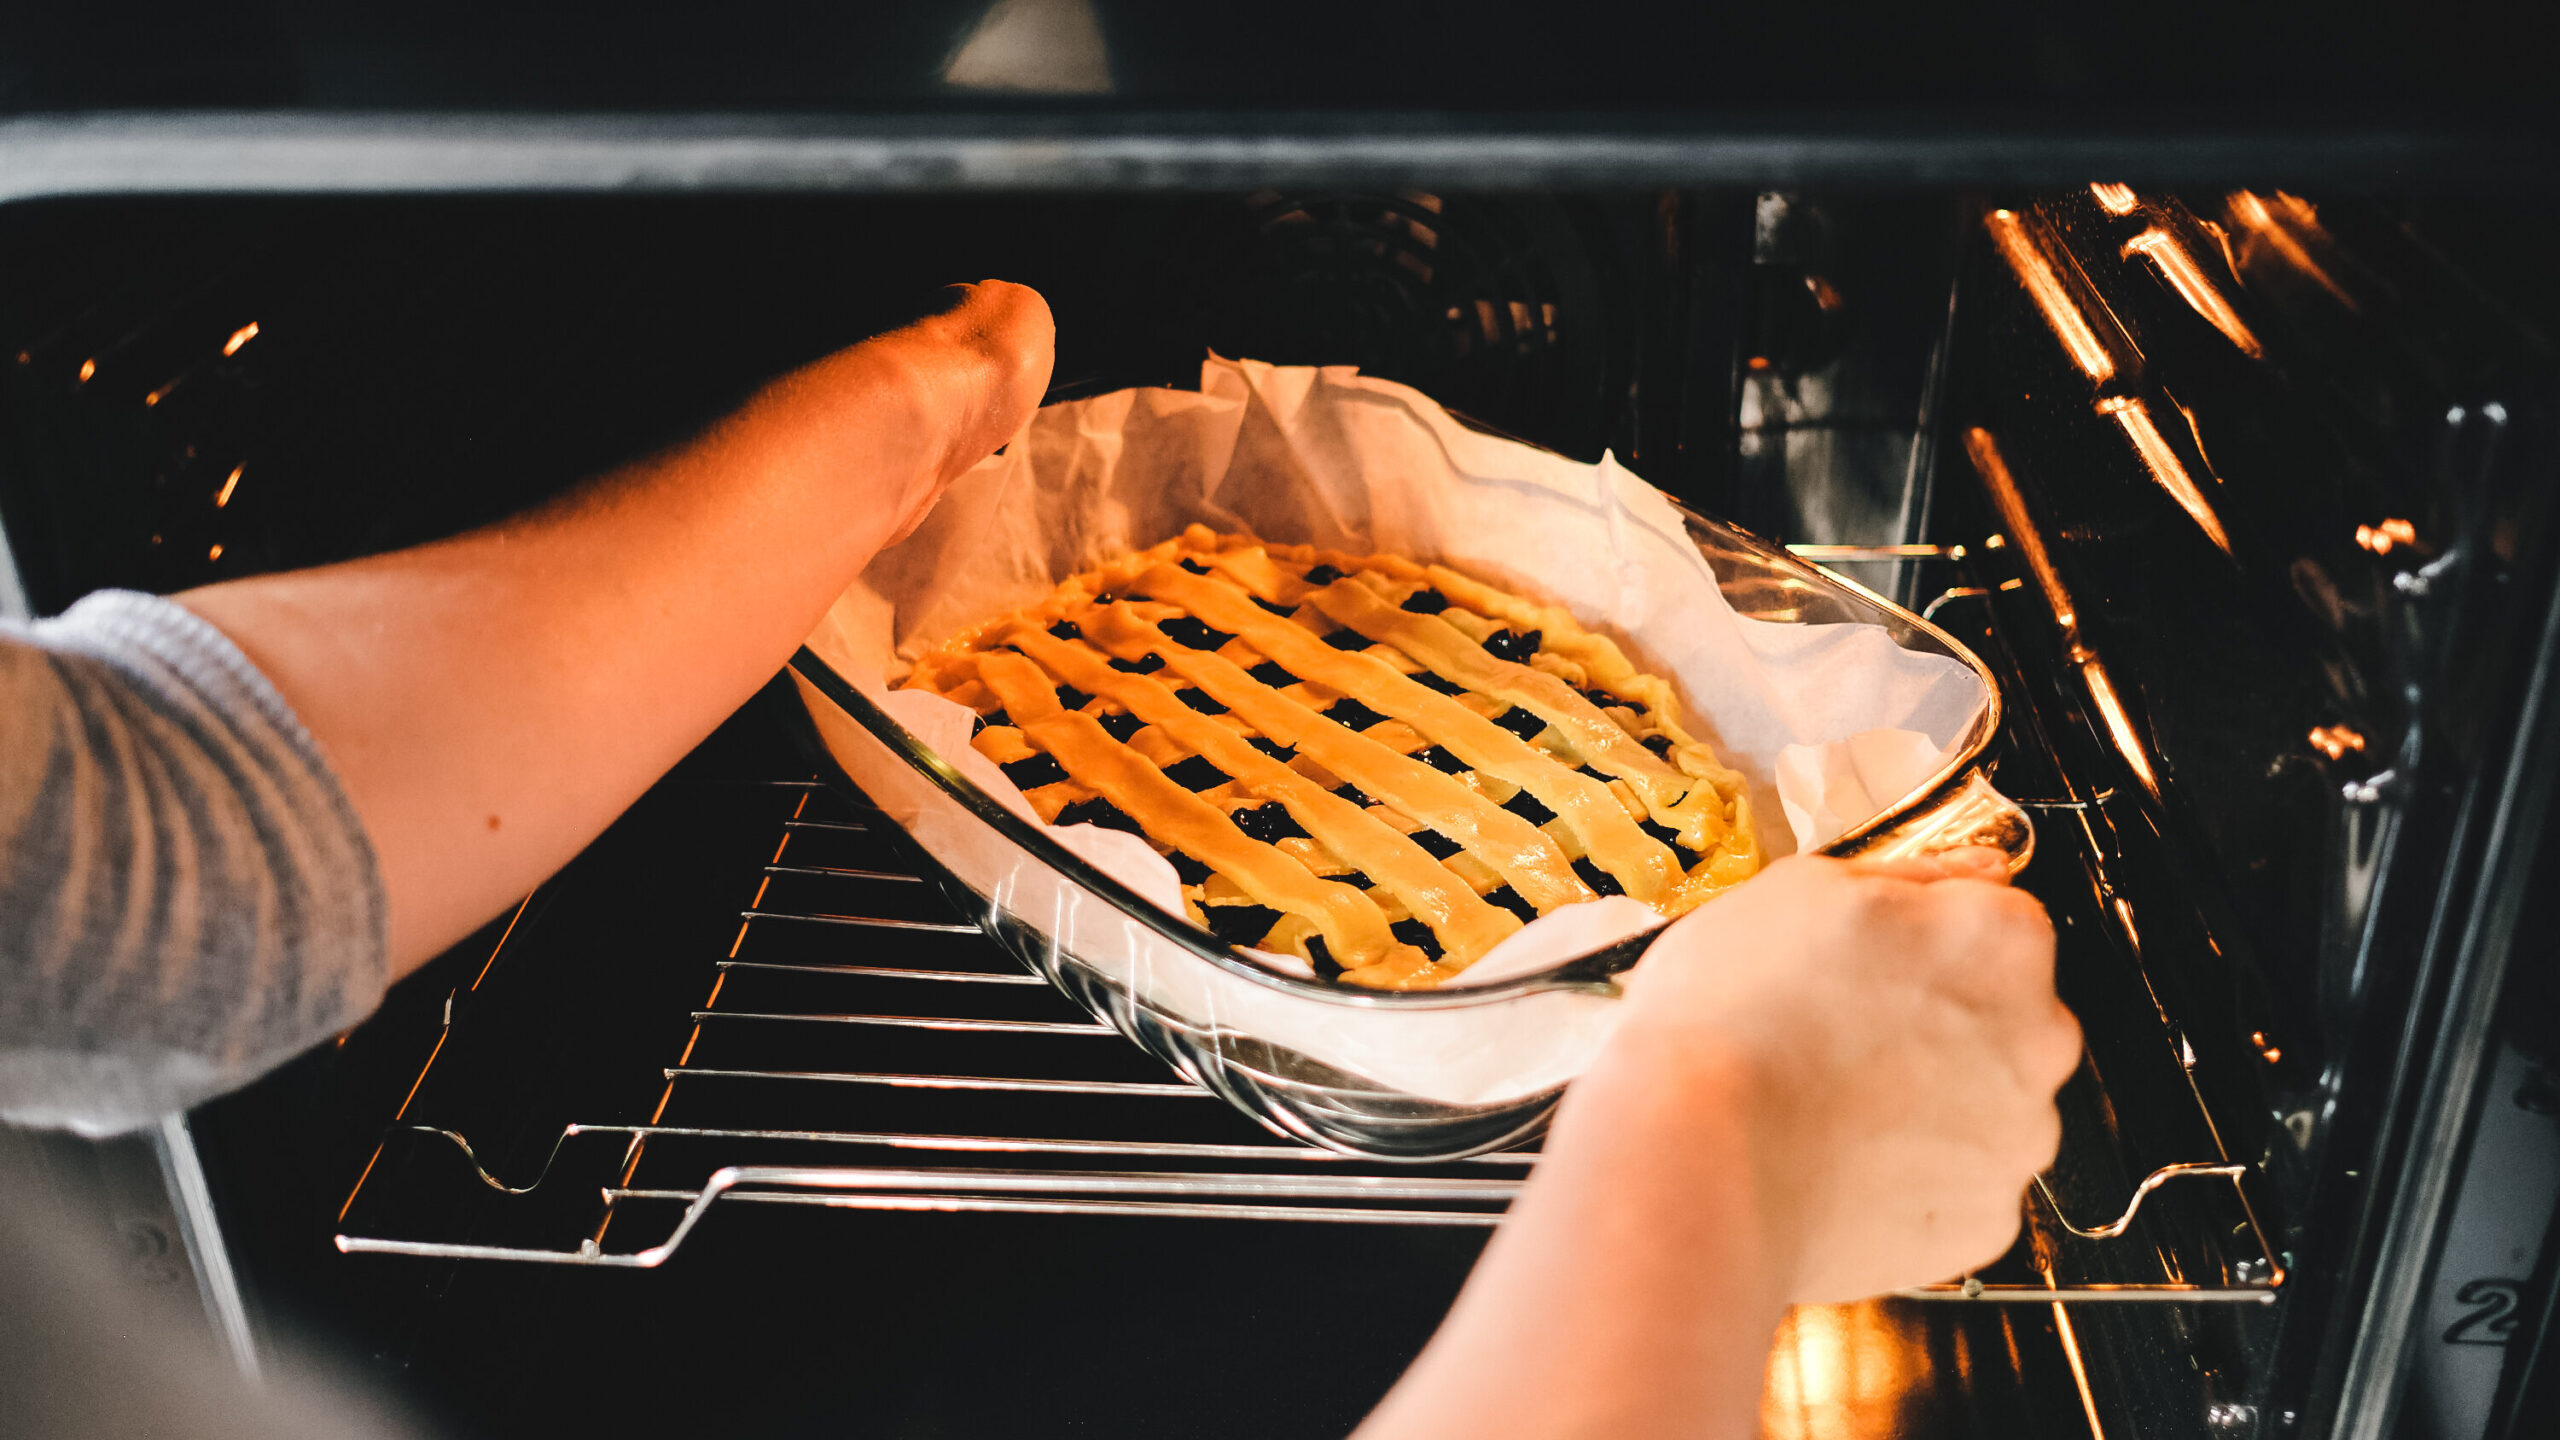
[614,1167,1522,1203]
[1785,543,1964,561]
[740,910,979,933]
[689,1010,1117,1035]
[0,517,28,621]
[716,958,1048,985]
[1898,1285,2280,1304]
[763,863,925,883]
[2,114,2529,204]
[664,1066,1213,1096]
[151,1113,261,1379]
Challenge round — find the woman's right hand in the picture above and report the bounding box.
[1589,847,2081,1304]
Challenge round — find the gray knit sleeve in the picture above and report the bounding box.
[1,591,388,1135]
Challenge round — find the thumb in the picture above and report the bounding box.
[912,280,1056,483]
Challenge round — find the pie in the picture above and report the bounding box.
[900,525,1762,989]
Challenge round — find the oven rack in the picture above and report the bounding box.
[334,772,2283,1304]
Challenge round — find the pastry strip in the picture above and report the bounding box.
[1005,627,1522,964]
[1078,604,1593,913]
[973,652,1397,964]
[1297,578,1736,853]
[1135,564,1682,902]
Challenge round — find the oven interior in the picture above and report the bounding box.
[3,187,2553,1440]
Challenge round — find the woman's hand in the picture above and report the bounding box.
[1358,848,2079,1440]
[1594,847,2081,1304]
[770,279,1056,549]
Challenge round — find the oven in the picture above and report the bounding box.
[5,14,2558,1437]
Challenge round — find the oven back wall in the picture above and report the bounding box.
[0,192,1694,613]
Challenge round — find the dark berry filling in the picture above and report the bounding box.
[1571,858,1626,897]
[1502,790,1557,825]
[1159,617,1237,650]
[1001,753,1069,788]
[1231,803,1309,842]
[1163,756,1232,791]
[1324,698,1389,730]
[1055,797,1146,835]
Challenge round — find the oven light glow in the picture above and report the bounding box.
[77,357,96,383]
[207,543,224,562]
[2089,183,2139,216]
[2356,518,2416,555]
[2112,896,2144,954]
[1986,210,2116,382]
[1964,430,2077,633]
[2081,661,2161,798]
[2307,725,2366,760]
[215,464,244,508]
[2123,229,2262,357]
[1761,1301,1923,1437]
[223,321,260,356]
[2227,190,2357,308]
[145,379,179,407]
[1969,427,2165,797]
[2050,1300,2107,1440]
[2097,396,2232,553]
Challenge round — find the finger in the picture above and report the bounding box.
[2023,999,2087,1092]
[1904,878,2056,1012]
[900,282,1056,479]
[1849,845,2013,886]
[1932,845,2016,881]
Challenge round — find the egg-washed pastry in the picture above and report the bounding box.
[901,525,1762,989]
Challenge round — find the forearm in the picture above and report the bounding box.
[1356,1043,1786,1440]
[177,288,1050,971]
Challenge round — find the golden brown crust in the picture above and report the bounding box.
[902,526,1762,988]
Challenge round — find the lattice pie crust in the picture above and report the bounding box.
[902,526,1762,989]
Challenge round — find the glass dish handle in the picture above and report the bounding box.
[1825,770,2036,876]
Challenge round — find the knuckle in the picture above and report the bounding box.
[1987,885,2055,938]
[2038,1008,2087,1087]
[2016,1103,2065,1171]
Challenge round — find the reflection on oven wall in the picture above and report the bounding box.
[1937,182,2560,1440]
[0,192,1693,613]
[1732,190,1970,557]
[0,189,1968,617]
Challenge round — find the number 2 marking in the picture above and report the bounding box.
[2443,1278,2526,1346]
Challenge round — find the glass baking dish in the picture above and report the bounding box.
[784,501,2028,1161]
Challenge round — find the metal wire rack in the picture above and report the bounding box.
[334,761,2283,1304]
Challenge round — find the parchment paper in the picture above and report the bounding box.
[801,358,1985,1097]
